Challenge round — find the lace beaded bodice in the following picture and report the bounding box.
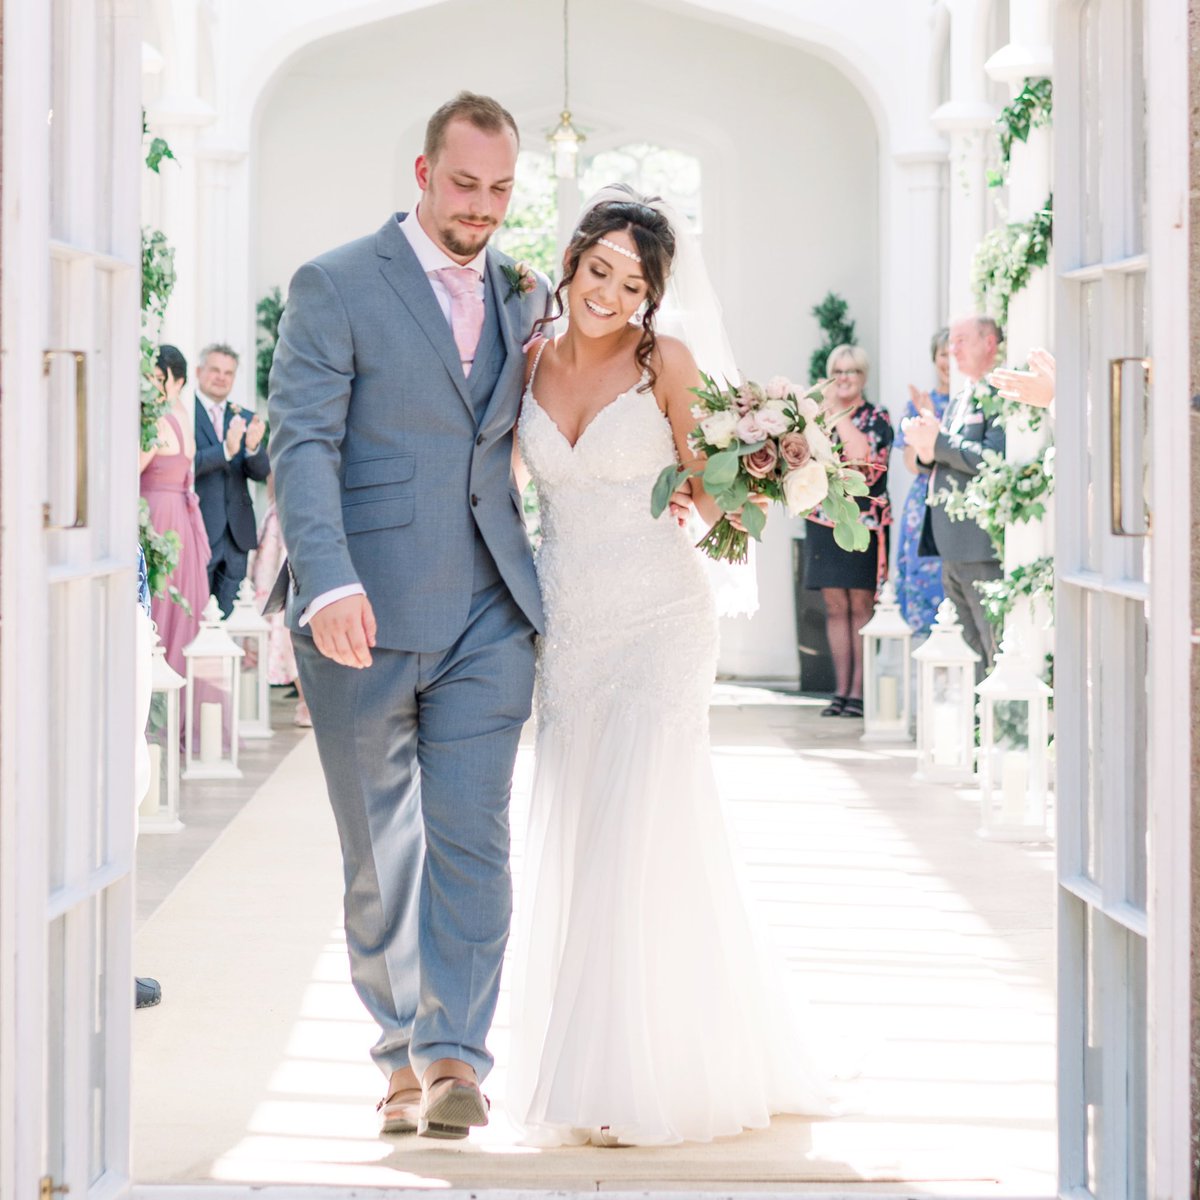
[517,350,718,730]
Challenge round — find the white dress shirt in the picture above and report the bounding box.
[199,390,233,459]
[300,208,486,627]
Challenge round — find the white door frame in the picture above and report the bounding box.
[1144,0,1191,1196]
[1,4,142,1200]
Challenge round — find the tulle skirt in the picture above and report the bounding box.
[507,698,833,1147]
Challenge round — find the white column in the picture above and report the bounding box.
[986,0,1054,659]
[885,150,949,520]
[195,143,254,409]
[931,0,998,331]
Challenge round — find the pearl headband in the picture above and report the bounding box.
[596,236,642,263]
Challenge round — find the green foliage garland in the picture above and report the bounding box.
[987,78,1052,189]
[971,197,1053,327]
[139,123,183,602]
[808,293,857,385]
[937,445,1055,557]
[975,555,1055,626]
[256,287,285,402]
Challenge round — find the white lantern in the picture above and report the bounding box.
[913,599,979,783]
[139,622,185,833]
[182,596,245,780]
[224,578,273,740]
[859,579,913,742]
[975,633,1053,841]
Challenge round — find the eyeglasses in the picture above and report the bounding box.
[831,369,862,378]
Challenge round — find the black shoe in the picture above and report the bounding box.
[821,696,847,717]
[136,977,162,1009]
[841,697,864,718]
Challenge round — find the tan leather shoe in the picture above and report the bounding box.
[418,1070,489,1140]
[377,1068,422,1135]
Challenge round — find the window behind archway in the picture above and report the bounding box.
[495,142,704,280]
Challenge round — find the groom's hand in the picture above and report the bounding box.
[310,594,378,669]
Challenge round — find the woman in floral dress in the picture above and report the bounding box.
[803,343,893,718]
[893,328,951,635]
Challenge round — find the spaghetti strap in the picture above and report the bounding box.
[529,337,550,390]
[164,411,185,444]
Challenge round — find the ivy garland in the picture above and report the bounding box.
[976,556,1056,626]
[139,119,184,603]
[970,197,1053,327]
[987,78,1053,189]
[936,445,1055,558]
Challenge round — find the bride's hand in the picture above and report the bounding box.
[668,486,693,527]
[728,492,769,534]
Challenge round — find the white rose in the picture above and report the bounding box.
[700,410,738,449]
[804,418,834,462]
[765,375,794,401]
[783,460,829,515]
[764,398,789,415]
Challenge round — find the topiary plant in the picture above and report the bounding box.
[808,292,857,384]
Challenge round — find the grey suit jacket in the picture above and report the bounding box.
[920,382,1005,564]
[267,214,550,651]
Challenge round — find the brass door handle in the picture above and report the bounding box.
[1109,356,1151,537]
[42,349,88,530]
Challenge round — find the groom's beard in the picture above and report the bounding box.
[441,216,498,258]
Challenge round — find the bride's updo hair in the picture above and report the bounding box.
[543,185,676,392]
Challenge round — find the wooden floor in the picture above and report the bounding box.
[133,685,1056,1196]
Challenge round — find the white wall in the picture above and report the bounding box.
[253,0,880,680]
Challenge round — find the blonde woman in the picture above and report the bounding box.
[802,343,893,718]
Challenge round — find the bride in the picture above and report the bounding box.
[507,186,832,1147]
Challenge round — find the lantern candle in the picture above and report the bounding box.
[878,676,899,723]
[240,667,258,723]
[141,744,162,818]
[1000,750,1030,823]
[199,702,223,765]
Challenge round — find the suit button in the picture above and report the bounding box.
[476,434,485,446]
[471,493,480,507]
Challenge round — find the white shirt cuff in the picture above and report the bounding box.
[299,584,365,627]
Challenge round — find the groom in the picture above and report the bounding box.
[268,92,550,1138]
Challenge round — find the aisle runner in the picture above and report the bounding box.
[133,694,1053,1192]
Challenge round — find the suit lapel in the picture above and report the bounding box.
[375,216,474,414]
[476,249,523,435]
[195,395,218,446]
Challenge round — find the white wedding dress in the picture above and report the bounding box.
[507,351,832,1147]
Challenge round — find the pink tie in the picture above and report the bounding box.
[433,267,485,377]
[210,402,225,439]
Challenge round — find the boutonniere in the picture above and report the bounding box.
[500,261,537,302]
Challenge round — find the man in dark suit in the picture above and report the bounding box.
[903,315,1006,677]
[193,342,270,614]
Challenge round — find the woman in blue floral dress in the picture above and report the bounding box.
[893,328,951,635]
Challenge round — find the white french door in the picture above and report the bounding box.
[1055,1,1190,1198]
[0,5,141,1200]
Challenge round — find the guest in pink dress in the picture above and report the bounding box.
[139,345,212,679]
[248,475,310,726]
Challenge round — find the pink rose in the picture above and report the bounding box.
[765,376,794,402]
[735,412,768,442]
[734,381,766,414]
[779,431,812,469]
[756,408,789,436]
[743,440,779,480]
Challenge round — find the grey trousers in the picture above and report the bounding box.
[295,579,536,1082]
[941,559,1002,681]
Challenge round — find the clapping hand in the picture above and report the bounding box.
[224,413,247,456]
[245,413,266,453]
[901,410,940,461]
[988,348,1056,409]
[907,383,935,417]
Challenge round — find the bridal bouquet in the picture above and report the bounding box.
[651,374,872,564]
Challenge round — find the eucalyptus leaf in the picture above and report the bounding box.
[703,450,739,489]
[651,465,693,518]
[740,501,766,541]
